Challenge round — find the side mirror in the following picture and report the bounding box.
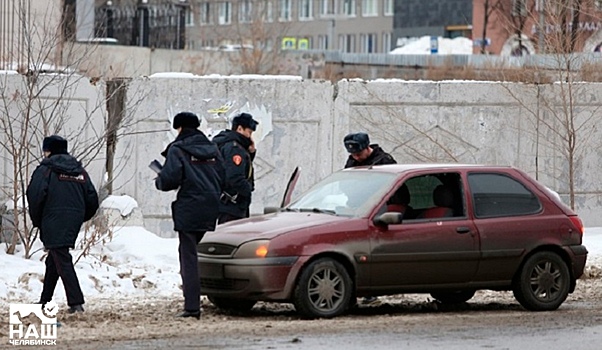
[373,212,403,227]
[263,206,281,214]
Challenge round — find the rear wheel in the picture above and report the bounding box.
[430,290,475,304]
[207,296,256,313]
[512,251,571,311]
[293,258,352,319]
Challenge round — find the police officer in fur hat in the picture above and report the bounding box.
[26,135,99,313]
[212,112,259,224]
[343,132,396,168]
[343,132,396,306]
[155,112,224,319]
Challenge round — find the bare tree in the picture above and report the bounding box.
[479,0,504,54]
[494,0,602,209]
[0,2,145,258]
[190,0,292,75]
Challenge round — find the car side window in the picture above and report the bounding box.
[381,172,465,221]
[468,173,542,218]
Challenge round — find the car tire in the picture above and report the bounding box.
[512,251,571,311]
[293,258,352,319]
[430,290,476,304]
[207,296,256,313]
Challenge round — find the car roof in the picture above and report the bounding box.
[342,163,515,173]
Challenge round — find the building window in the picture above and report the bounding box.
[318,35,329,49]
[512,0,527,17]
[384,0,393,16]
[597,0,602,10]
[185,8,195,26]
[339,34,355,53]
[341,0,355,16]
[360,33,377,53]
[239,0,252,23]
[362,0,377,16]
[186,39,195,49]
[200,2,212,25]
[299,0,313,20]
[382,32,391,53]
[218,2,231,25]
[259,1,273,22]
[321,0,336,16]
[279,0,292,21]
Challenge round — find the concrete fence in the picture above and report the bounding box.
[2,73,602,237]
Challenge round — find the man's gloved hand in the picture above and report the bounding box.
[220,192,238,204]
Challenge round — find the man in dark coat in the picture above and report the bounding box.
[343,132,396,168]
[212,112,259,224]
[26,135,99,314]
[343,132,396,306]
[155,112,224,319]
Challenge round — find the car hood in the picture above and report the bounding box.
[202,211,351,246]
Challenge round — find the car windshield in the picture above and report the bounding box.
[287,170,397,217]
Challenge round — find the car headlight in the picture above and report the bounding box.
[233,240,270,258]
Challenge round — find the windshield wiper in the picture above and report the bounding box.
[297,208,336,215]
[284,208,299,212]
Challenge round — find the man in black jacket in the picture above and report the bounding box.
[26,135,99,314]
[343,132,396,306]
[343,132,396,168]
[155,112,224,319]
[212,112,259,224]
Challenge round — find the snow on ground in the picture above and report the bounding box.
[0,225,600,308]
[389,36,473,55]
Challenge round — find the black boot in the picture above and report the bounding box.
[68,304,84,314]
[177,310,200,320]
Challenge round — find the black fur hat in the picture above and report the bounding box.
[173,112,200,130]
[232,113,259,131]
[42,135,68,155]
[344,132,370,153]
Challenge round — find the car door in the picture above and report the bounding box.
[467,171,548,282]
[368,171,480,287]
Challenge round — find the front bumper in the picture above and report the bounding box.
[198,256,302,301]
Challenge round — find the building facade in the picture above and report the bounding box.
[393,0,473,47]
[472,0,602,55]
[173,0,395,53]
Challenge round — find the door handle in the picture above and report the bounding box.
[456,227,470,234]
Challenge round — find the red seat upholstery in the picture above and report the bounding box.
[386,184,410,214]
[420,185,454,219]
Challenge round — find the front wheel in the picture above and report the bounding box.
[293,258,352,319]
[512,251,571,311]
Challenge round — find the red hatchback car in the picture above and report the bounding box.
[198,164,588,318]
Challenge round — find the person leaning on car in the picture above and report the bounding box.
[212,112,259,224]
[343,132,396,306]
[26,135,99,314]
[343,132,396,168]
[155,112,224,320]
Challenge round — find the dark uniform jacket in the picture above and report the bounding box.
[344,144,397,168]
[26,154,99,249]
[156,129,224,232]
[212,129,255,218]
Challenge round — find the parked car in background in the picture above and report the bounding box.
[198,164,588,318]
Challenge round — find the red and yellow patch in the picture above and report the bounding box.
[232,154,243,166]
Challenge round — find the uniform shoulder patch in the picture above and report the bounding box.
[232,154,243,166]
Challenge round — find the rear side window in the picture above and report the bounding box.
[468,173,541,218]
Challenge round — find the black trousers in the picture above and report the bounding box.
[40,247,84,307]
[178,231,206,312]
